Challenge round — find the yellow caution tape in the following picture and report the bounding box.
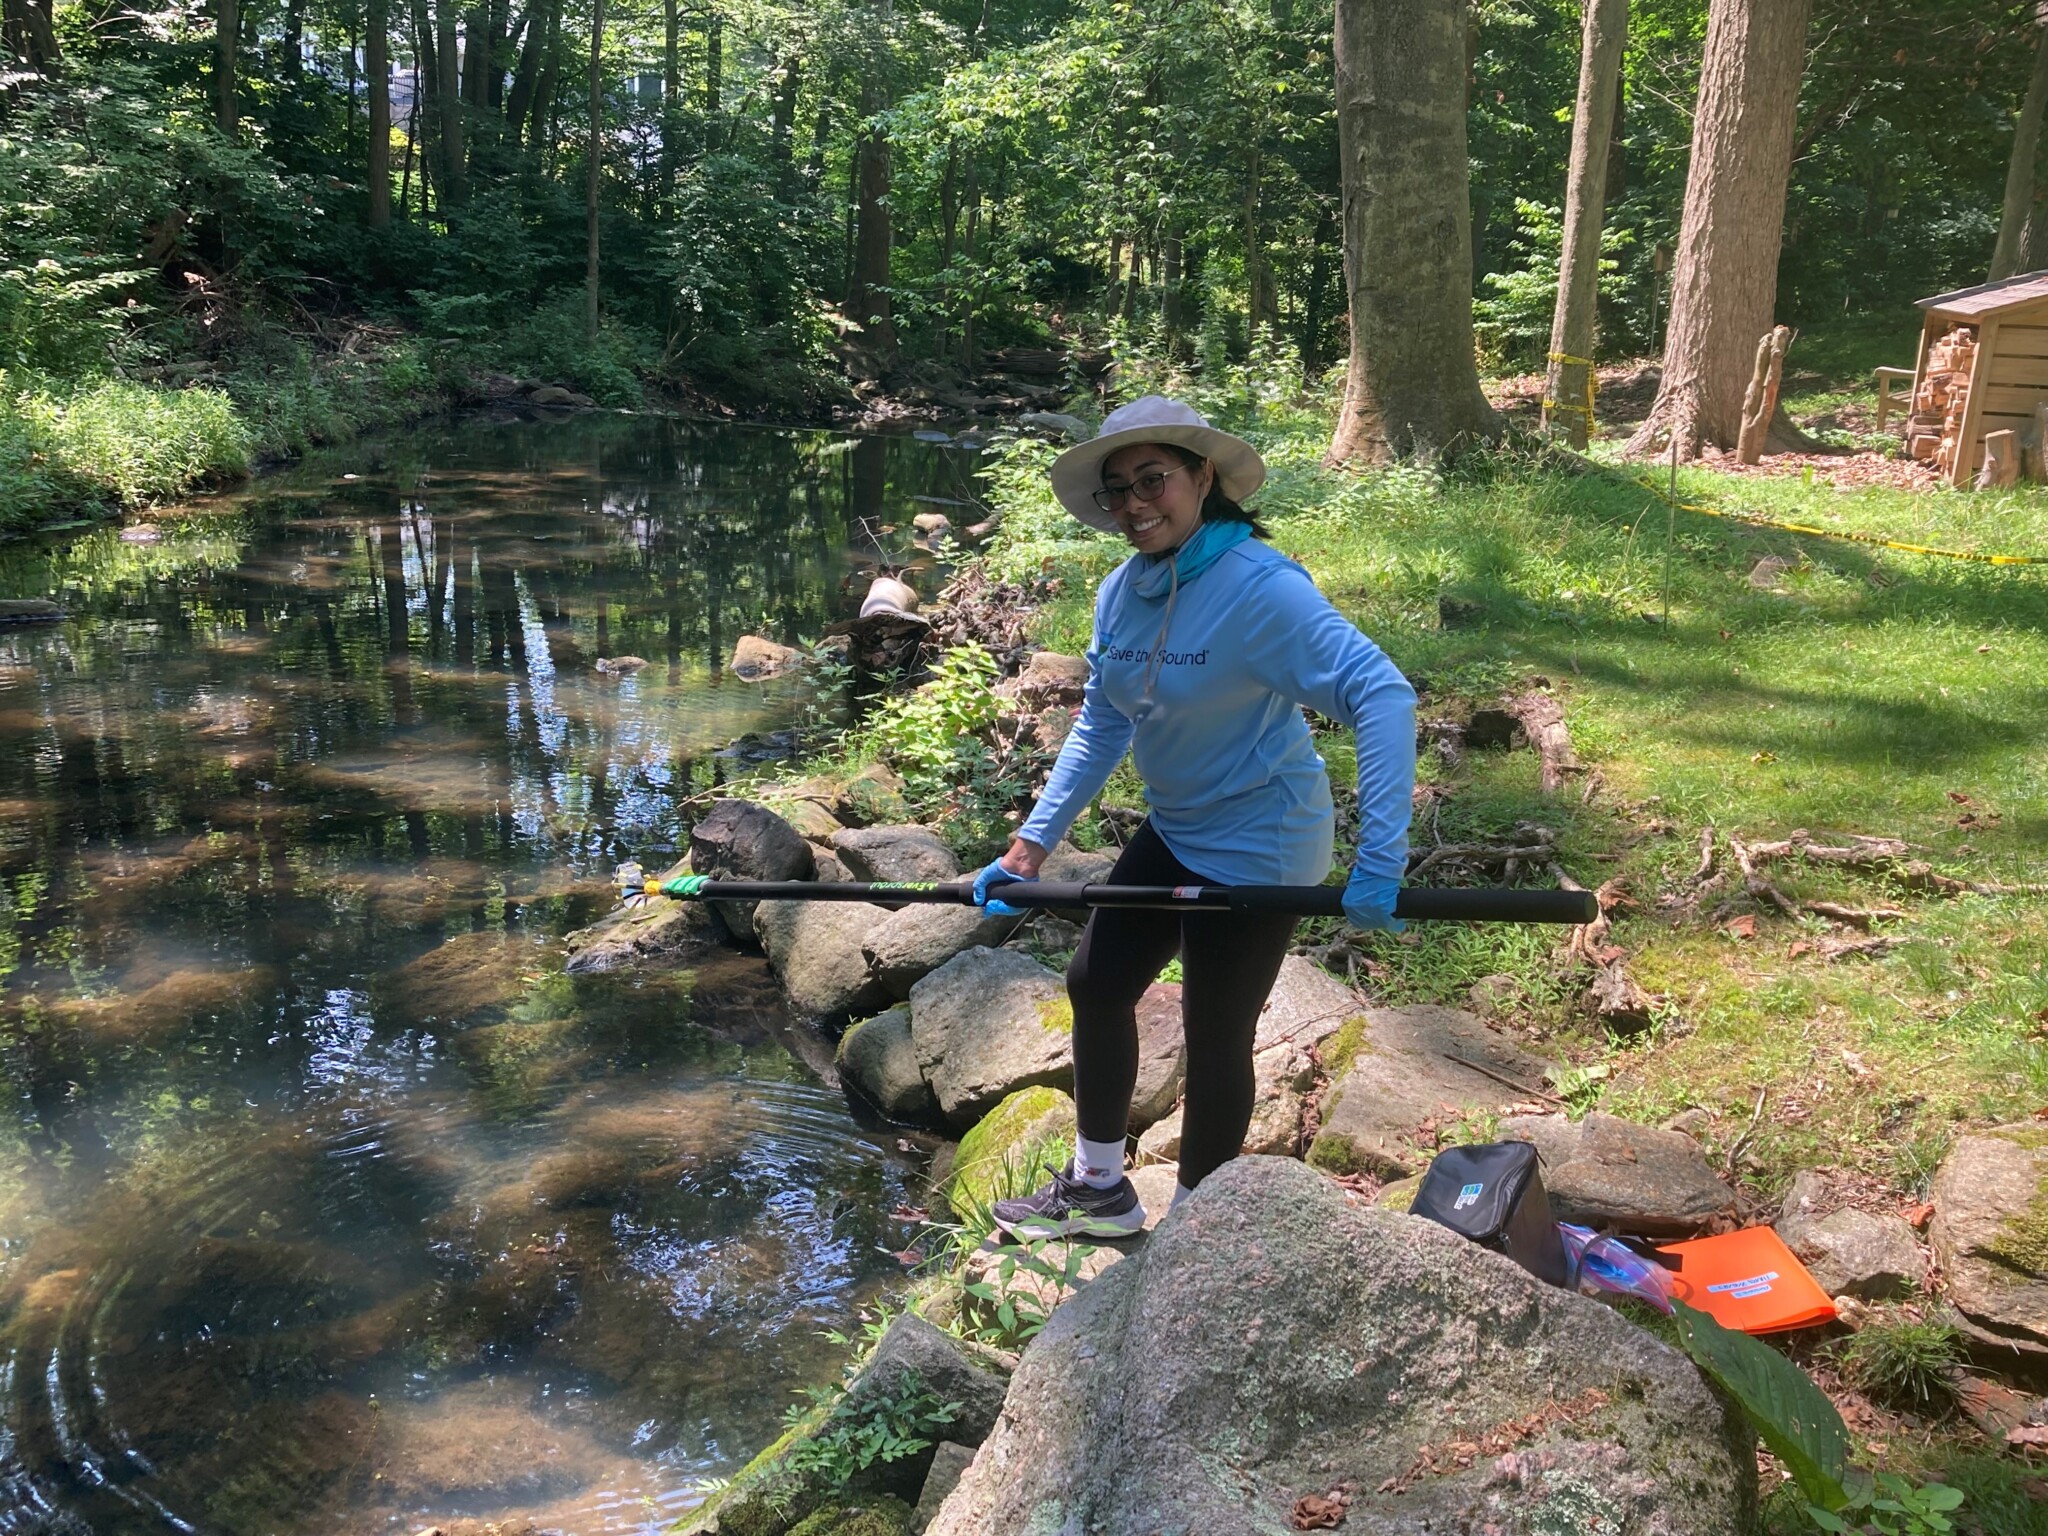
[1543,353,1598,421]
[1635,475,2048,568]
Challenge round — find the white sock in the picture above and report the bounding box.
[1072,1134,1126,1189]
[1170,1182,1195,1211]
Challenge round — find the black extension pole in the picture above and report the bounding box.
[622,870,1597,926]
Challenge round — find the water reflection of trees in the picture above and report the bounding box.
[0,413,946,1174]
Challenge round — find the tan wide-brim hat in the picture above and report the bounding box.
[1048,395,1266,533]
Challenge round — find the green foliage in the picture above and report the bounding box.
[1669,1300,1854,1511]
[1807,1473,1965,1536]
[855,642,1046,853]
[4,374,252,509]
[1827,1311,1964,1410]
[1472,200,1629,371]
[780,1369,960,1491]
[957,1238,1096,1350]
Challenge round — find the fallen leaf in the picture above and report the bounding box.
[1291,1492,1349,1529]
[891,1249,922,1267]
[1789,940,1815,958]
[1750,750,1777,765]
[1978,644,1993,654]
[1726,914,1758,939]
[1904,1203,1933,1229]
[889,1207,929,1223]
[2006,1425,2048,1450]
[1947,791,1974,805]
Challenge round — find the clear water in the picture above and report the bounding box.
[0,412,974,1534]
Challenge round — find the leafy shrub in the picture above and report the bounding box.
[1472,200,1630,373]
[779,1369,960,1492]
[11,376,252,507]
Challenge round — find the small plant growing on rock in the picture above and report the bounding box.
[781,1369,961,1491]
[959,1238,1097,1349]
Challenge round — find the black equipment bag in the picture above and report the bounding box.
[1410,1140,1570,1288]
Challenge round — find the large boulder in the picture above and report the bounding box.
[1776,1172,1923,1301]
[908,948,1073,1131]
[837,1006,937,1122]
[1932,1125,2048,1360]
[831,825,960,885]
[690,799,815,931]
[862,905,1023,1000]
[1500,1112,1737,1237]
[1307,1005,1555,1179]
[565,890,724,974]
[1255,956,1371,1053]
[754,899,894,1021]
[925,1157,1755,1536]
[845,1312,1011,1449]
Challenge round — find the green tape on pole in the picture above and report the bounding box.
[660,874,712,897]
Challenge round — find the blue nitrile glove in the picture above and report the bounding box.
[972,857,1034,918]
[1342,866,1405,933]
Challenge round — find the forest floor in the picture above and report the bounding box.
[974,326,2048,1530]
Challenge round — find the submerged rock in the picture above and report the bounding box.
[925,1157,1755,1536]
[908,948,1073,1131]
[565,891,724,974]
[1932,1124,2048,1359]
[732,634,802,681]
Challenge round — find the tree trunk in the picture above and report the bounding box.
[281,0,303,81]
[1243,145,1276,338]
[703,9,721,116]
[1326,0,1500,466]
[368,0,392,228]
[1161,230,1184,352]
[661,0,680,202]
[436,0,466,205]
[1992,21,2048,281]
[2,0,60,73]
[846,46,897,357]
[504,0,549,142]
[1542,0,1627,448]
[1300,198,1338,376]
[585,0,603,342]
[215,0,238,138]
[529,0,562,157]
[770,51,800,182]
[1625,0,1812,460]
[1735,324,1790,464]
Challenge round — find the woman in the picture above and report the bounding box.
[971,394,1417,1238]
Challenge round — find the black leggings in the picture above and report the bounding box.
[1066,821,1298,1189]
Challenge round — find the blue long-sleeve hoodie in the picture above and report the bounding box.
[1017,532,1417,886]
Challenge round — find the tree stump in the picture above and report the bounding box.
[1976,429,2019,490]
[1735,325,1791,465]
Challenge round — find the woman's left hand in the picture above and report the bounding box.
[1342,866,1405,933]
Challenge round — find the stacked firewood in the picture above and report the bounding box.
[1906,324,1976,470]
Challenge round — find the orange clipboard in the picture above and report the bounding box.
[1656,1226,1838,1334]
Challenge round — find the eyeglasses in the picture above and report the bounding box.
[1092,462,1189,514]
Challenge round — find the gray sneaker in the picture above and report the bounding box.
[991,1166,1146,1239]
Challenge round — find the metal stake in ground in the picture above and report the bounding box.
[614,866,1598,926]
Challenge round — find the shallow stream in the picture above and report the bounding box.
[0,411,974,1534]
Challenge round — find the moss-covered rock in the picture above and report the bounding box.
[943,1085,1074,1220]
[1933,1125,2048,1360]
[784,1498,913,1536]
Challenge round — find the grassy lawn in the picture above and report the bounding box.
[979,334,2048,1521]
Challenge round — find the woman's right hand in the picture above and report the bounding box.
[972,838,1047,916]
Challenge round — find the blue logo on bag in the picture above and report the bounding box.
[1453,1182,1484,1211]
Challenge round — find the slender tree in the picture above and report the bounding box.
[1542,0,1627,448]
[215,0,239,138]
[1992,14,2048,281]
[585,0,605,341]
[1326,0,1498,466]
[1625,0,1813,459]
[436,0,467,206]
[368,0,393,228]
[845,2,898,358]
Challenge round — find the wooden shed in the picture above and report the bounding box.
[1905,272,2048,487]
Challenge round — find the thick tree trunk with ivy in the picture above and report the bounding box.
[1542,0,1627,448]
[367,0,392,228]
[1992,20,2048,281]
[1326,0,1499,466]
[1625,0,1812,460]
[584,0,604,341]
